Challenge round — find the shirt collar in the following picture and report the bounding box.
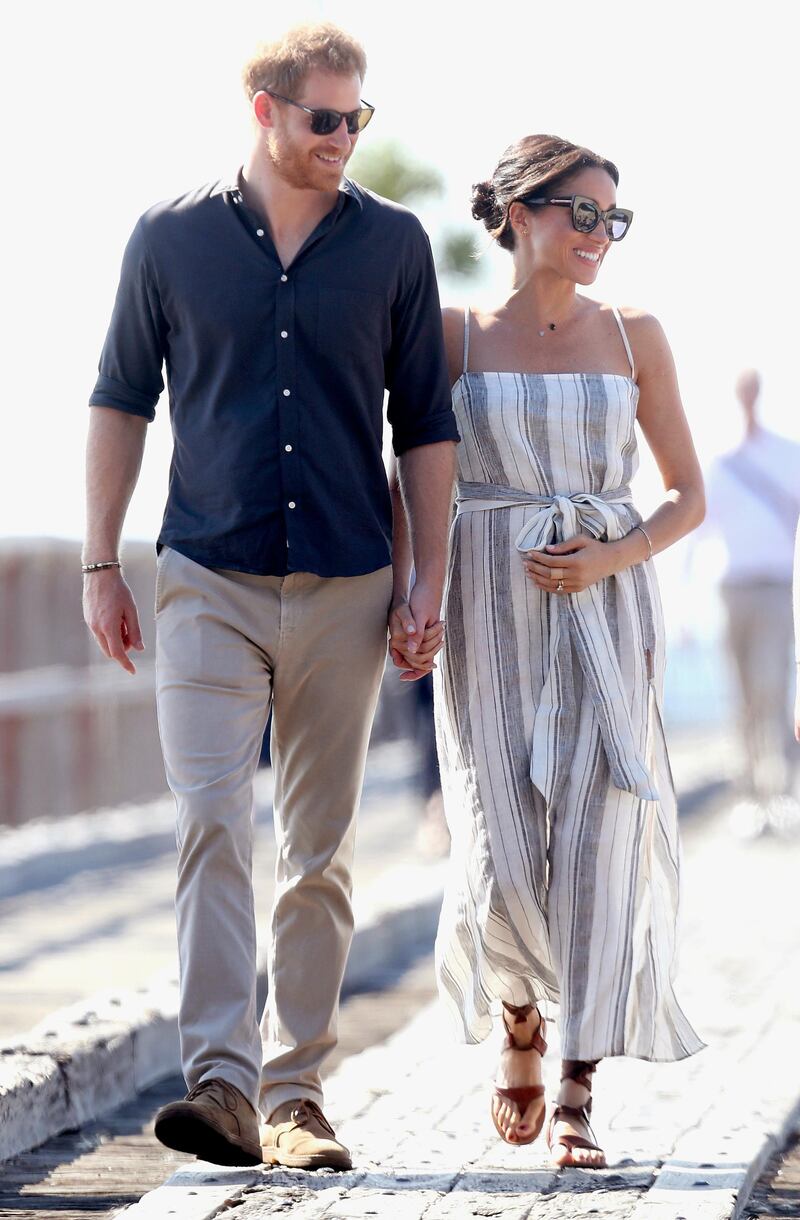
[211,169,364,211]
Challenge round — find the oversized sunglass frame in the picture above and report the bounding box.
[521,194,634,241]
[265,90,375,135]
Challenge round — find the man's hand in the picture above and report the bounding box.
[83,569,145,675]
[392,622,445,682]
[523,536,618,594]
[388,585,445,682]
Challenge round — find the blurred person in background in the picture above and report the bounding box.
[793,519,800,742]
[82,22,457,1171]
[402,133,707,1169]
[703,370,800,835]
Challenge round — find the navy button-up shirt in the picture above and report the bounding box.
[89,174,459,577]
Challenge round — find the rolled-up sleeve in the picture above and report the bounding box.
[385,222,460,456]
[89,218,166,420]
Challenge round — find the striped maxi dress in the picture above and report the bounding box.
[433,307,704,1063]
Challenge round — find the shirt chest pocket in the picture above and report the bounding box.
[315,288,388,370]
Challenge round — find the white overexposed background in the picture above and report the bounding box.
[2,0,796,671]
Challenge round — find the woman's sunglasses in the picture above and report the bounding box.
[522,194,633,242]
[266,90,375,136]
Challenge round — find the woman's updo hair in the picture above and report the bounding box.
[471,134,619,252]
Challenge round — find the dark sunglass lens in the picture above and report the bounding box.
[573,199,599,232]
[607,212,630,241]
[344,111,361,134]
[310,109,339,136]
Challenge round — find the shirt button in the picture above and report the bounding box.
[280,330,288,339]
[280,274,288,282]
[285,444,293,452]
[283,388,291,397]
[256,228,264,237]
[288,501,296,509]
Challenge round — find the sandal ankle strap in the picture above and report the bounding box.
[560,1059,598,1091]
[552,1101,592,1123]
[502,1004,547,1055]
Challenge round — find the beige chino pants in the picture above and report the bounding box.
[154,547,393,1117]
[721,580,797,799]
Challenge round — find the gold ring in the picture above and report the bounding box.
[556,579,564,592]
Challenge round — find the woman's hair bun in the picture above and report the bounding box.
[471,179,500,225]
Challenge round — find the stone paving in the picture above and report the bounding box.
[114,776,800,1220]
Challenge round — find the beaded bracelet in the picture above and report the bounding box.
[81,560,121,574]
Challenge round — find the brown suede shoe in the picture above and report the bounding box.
[260,1098,352,1170]
[154,1078,262,1166]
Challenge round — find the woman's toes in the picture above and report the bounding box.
[517,1098,543,1140]
[493,1100,517,1140]
[563,1145,606,1168]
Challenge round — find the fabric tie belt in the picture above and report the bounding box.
[455,481,659,804]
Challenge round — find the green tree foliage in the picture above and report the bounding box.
[349,140,479,280]
[438,230,480,279]
[348,139,443,205]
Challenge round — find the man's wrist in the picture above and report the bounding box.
[81,559,122,575]
[410,566,446,592]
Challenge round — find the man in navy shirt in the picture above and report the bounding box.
[83,22,457,1169]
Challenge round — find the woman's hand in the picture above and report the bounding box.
[389,596,445,681]
[523,535,618,594]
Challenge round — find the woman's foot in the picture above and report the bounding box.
[547,1060,606,1168]
[491,1003,547,1145]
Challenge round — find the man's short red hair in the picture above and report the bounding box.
[242,23,367,100]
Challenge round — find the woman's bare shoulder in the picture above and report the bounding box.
[613,303,664,337]
[597,302,670,363]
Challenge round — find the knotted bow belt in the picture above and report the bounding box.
[455,481,659,804]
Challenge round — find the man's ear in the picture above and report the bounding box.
[252,91,274,130]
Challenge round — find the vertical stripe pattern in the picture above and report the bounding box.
[434,370,704,1062]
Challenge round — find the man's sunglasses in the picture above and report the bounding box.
[266,90,375,136]
[521,194,633,242]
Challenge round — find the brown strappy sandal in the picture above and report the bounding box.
[546,1060,606,1167]
[491,1002,547,1146]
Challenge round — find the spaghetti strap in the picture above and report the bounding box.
[610,306,635,380]
[463,305,471,375]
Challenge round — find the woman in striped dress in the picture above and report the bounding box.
[432,135,706,1166]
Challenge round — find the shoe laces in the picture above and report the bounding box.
[186,1079,242,1113]
[290,1098,335,1137]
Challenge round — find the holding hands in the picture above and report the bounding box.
[389,582,446,682]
